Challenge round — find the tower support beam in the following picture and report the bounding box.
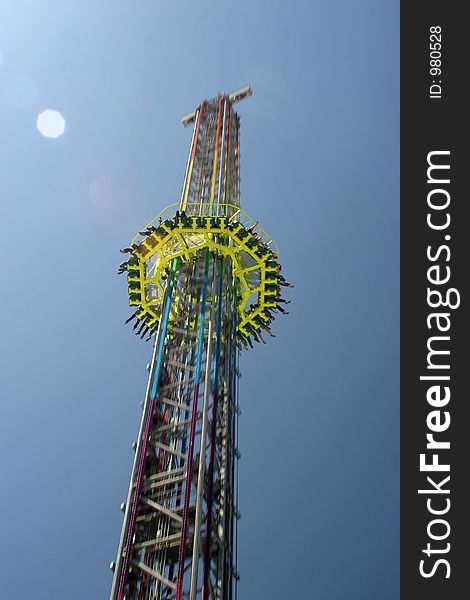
[111,88,289,600]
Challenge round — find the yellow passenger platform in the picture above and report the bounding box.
[123,203,280,338]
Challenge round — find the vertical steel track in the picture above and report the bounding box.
[110,92,248,600]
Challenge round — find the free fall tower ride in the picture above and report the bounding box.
[110,87,291,600]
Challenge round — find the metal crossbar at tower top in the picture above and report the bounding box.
[110,87,291,600]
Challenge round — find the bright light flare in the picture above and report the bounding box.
[37,109,66,139]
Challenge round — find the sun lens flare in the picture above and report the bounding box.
[36,109,66,139]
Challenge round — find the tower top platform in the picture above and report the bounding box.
[181,85,252,127]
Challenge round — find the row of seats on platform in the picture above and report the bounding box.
[117,213,292,349]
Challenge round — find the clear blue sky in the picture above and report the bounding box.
[0,1,399,598]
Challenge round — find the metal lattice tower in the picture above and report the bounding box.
[110,87,290,600]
